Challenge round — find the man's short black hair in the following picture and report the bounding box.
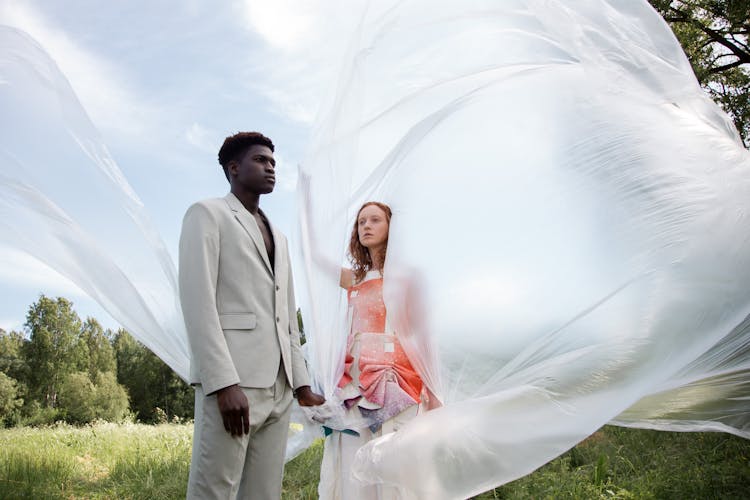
[218,132,275,181]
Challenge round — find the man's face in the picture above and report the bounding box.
[229,144,276,194]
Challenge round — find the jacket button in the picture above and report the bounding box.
[276,316,280,322]
[276,285,280,291]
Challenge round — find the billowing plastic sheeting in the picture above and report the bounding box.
[0,26,191,381]
[0,24,311,461]
[298,0,750,498]
[1,0,749,497]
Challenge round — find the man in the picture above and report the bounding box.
[179,131,324,499]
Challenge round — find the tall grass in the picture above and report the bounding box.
[472,426,750,499]
[0,422,191,499]
[0,423,747,499]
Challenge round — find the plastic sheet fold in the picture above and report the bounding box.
[298,0,750,497]
[2,1,750,498]
[0,26,190,379]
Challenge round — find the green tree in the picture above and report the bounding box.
[22,295,86,408]
[0,330,27,426]
[0,329,27,383]
[650,0,750,144]
[0,372,23,425]
[81,318,116,379]
[57,370,129,424]
[91,370,129,422]
[114,329,193,423]
[57,371,96,424]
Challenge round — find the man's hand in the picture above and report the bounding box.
[215,384,250,436]
[294,386,325,406]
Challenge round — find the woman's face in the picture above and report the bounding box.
[357,204,389,251]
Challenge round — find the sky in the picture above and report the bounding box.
[0,0,365,333]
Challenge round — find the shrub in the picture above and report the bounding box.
[20,400,60,426]
[57,371,130,424]
[58,372,96,424]
[92,371,129,423]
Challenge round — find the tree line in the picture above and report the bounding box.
[0,295,193,426]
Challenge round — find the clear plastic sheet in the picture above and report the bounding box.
[1,0,749,497]
[0,26,190,379]
[0,24,311,461]
[298,0,750,497]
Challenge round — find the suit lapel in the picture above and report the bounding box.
[224,193,274,276]
[264,211,282,278]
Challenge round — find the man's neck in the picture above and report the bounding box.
[231,187,261,215]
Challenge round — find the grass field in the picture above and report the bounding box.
[0,422,747,499]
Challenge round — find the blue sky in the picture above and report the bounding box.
[0,0,364,332]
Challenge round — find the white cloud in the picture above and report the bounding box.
[241,1,320,51]
[260,85,319,124]
[185,122,218,154]
[239,0,366,124]
[0,318,23,332]
[273,152,298,192]
[0,1,158,140]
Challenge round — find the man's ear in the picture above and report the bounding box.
[227,159,238,178]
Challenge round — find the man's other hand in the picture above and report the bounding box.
[295,386,325,406]
[216,384,250,436]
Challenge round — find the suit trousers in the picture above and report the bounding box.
[187,364,293,500]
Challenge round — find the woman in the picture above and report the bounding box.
[318,201,437,500]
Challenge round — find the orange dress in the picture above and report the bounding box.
[335,271,423,432]
[319,271,425,499]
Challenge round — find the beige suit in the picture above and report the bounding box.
[179,193,310,499]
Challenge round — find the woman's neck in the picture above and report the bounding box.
[368,246,385,271]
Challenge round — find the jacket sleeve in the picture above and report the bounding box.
[179,202,240,394]
[286,247,311,389]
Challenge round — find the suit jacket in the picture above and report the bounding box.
[178,192,310,395]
